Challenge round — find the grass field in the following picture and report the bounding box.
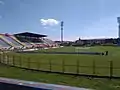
[1,46,120,90]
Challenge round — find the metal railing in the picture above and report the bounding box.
[0,53,120,79]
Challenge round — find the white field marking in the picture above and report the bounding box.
[23,48,38,51]
[44,48,49,49]
[74,47,92,52]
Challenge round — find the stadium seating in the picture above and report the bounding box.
[2,35,22,47]
[0,32,59,51]
[24,42,33,46]
[0,34,25,50]
[44,38,54,44]
[0,35,14,47]
[20,38,57,48]
[0,39,11,48]
[42,38,56,47]
[10,35,25,46]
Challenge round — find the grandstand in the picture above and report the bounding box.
[0,38,11,49]
[0,32,58,51]
[14,32,58,48]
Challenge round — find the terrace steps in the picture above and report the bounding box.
[0,35,13,48]
[10,35,25,47]
[3,35,23,48]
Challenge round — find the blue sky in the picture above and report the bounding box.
[0,0,120,41]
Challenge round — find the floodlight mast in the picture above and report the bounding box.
[61,21,64,42]
[117,17,120,38]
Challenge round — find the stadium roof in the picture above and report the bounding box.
[14,32,47,37]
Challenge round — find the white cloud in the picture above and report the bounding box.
[0,1,4,5]
[40,19,59,26]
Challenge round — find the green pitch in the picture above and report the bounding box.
[1,46,120,90]
[5,46,120,76]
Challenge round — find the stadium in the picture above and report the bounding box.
[0,17,120,90]
[0,32,59,51]
[0,31,120,89]
[2,0,120,89]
